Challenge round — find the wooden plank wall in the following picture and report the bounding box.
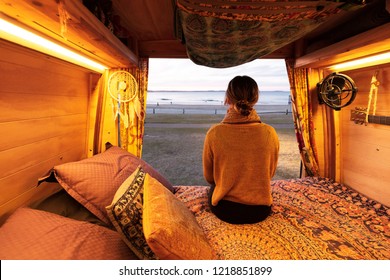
[339,65,390,206]
[0,39,94,222]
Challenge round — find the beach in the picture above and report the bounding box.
[142,104,300,186]
[146,103,291,115]
[146,90,291,107]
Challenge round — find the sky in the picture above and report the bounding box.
[148,58,290,92]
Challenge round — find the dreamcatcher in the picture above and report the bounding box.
[107,70,140,146]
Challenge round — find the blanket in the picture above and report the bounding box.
[174,177,390,260]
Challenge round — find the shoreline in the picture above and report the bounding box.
[146,103,292,115]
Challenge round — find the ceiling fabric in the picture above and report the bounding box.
[176,0,366,68]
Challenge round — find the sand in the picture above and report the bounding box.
[142,105,300,186]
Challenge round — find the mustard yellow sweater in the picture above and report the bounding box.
[203,109,279,206]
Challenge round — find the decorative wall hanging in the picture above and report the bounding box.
[366,71,380,122]
[176,0,367,68]
[108,70,140,146]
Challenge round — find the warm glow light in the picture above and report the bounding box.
[331,52,390,71]
[0,18,108,73]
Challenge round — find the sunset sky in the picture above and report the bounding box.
[148,58,290,92]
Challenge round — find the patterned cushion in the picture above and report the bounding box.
[52,146,173,225]
[0,208,138,260]
[143,174,215,260]
[106,166,157,260]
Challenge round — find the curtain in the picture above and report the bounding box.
[91,58,149,157]
[120,58,149,157]
[285,59,319,177]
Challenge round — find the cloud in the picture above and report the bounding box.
[148,58,290,91]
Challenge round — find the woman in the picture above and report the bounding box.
[202,75,279,224]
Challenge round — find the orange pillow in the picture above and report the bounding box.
[143,174,216,260]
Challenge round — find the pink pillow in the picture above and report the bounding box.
[51,146,172,225]
[0,208,137,260]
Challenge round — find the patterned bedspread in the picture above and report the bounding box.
[174,177,390,260]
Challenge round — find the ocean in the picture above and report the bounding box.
[147,90,291,106]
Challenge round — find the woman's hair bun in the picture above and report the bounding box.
[235,100,252,116]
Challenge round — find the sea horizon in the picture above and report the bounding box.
[147,90,291,106]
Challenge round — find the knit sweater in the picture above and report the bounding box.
[203,109,279,206]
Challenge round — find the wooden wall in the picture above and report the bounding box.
[308,67,390,206]
[0,39,96,223]
[338,65,390,206]
[296,21,390,207]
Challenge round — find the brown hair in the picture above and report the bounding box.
[225,75,259,116]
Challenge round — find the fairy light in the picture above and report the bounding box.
[0,18,108,73]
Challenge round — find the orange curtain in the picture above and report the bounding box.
[120,58,149,157]
[91,58,149,157]
[285,59,319,177]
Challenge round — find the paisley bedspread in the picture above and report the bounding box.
[173,177,390,260]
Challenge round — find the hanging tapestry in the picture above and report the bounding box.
[176,0,366,68]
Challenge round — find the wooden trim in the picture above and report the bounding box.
[139,40,188,58]
[0,0,138,68]
[86,73,101,157]
[295,23,390,69]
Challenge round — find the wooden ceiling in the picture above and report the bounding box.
[0,0,388,69]
[112,0,186,58]
[112,0,390,60]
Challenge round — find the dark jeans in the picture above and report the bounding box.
[208,185,271,224]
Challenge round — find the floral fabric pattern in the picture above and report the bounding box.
[121,58,149,157]
[174,177,390,260]
[286,59,319,176]
[176,0,365,68]
[93,58,148,158]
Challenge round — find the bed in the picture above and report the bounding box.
[0,145,389,260]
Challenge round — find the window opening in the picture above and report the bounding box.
[142,58,300,185]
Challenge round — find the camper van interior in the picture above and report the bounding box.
[0,0,389,260]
